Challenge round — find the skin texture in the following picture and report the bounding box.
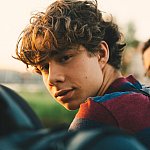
[37,41,122,110]
[143,47,150,77]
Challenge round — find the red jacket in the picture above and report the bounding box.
[69,75,150,133]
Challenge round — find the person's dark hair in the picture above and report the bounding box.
[142,38,150,54]
[15,0,125,72]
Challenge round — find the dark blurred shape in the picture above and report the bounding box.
[0,84,148,150]
[0,84,43,136]
[0,127,147,150]
[142,39,150,77]
[67,127,147,150]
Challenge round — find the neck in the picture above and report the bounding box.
[97,64,122,96]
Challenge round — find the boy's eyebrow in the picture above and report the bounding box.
[49,50,59,57]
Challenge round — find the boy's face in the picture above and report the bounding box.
[143,47,150,77]
[37,45,104,110]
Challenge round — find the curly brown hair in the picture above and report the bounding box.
[15,0,125,71]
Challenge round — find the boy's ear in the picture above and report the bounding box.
[97,41,109,69]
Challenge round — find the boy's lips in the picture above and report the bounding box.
[54,88,75,102]
[54,88,74,97]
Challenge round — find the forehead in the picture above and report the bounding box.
[143,47,150,60]
[35,45,89,67]
[143,47,150,70]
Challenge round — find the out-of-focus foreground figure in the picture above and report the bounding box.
[142,39,150,78]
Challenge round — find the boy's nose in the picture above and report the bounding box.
[48,63,65,86]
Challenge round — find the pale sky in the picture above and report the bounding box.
[0,0,150,72]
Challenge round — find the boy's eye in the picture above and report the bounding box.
[60,55,72,63]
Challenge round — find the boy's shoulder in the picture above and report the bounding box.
[92,89,149,104]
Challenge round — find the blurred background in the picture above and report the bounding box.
[0,0,150,128]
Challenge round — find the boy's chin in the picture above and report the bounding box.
[63,103,79,111]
